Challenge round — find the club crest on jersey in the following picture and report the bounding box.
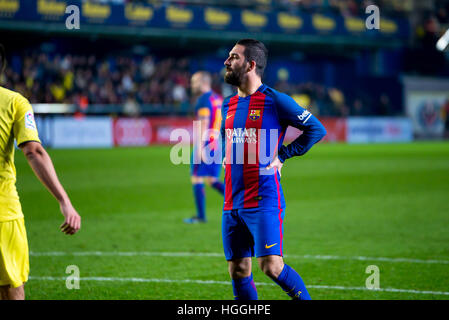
[249,109,261,121]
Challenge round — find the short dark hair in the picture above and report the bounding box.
[236,39,268,78]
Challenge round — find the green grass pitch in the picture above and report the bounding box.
[13,142,449,300]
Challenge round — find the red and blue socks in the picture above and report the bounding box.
[232,273,258,300]
[192,183,205,220]
[273,264,311,300]
[231,265,310,300]
[211,181,224,194]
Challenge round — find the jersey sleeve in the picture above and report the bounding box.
[195,95,211,119]
[274,91,326,162]
[220,99,227,161]
[13,93,41,146]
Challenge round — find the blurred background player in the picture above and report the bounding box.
[221,39,326,300]
[184,71,224,224]
[0,45,81,300]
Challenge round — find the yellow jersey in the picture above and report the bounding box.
[0,86,40,222]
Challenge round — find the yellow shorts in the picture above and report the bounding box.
[0,218,29,288]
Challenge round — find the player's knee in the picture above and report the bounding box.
[261,264,283,279]
[191,176,203,184]
[258,258,284,279]
[204,177,216,186]
[228,259,251,279]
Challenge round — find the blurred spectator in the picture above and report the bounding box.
[444,98,449,139]
[351,99,367,116]
[409,4,448,76]
[274,81,352,117]
[123,94,140,117]
[140,56,155,79]
[436,3,449,24]
[377,93,393,116]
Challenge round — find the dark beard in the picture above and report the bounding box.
[224,68,243,87]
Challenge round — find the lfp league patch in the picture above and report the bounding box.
[25,111,37,130]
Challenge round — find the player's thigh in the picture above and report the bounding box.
[222,210,254,261]
[240,207,285,258]
[0,218,29,289]
[192,163,221,180]
[207,163,222,179]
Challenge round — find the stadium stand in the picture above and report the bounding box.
[0,48,403,117]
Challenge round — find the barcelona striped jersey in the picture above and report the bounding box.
[220,84,326,210]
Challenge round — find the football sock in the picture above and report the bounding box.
[273,264,311,300]
[232,273,258,300]
[211,181,224,195]
[193,183,205,220]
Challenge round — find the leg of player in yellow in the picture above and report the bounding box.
[0,285,25,300]
[0,218,29,301]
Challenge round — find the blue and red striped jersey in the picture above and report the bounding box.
[221,84,326,210]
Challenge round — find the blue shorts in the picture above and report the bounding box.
[190,162,221,177]
[222,207,285,260]
[190,148,222,178]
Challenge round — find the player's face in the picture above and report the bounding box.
[224,45,248,87]
[191,73,202,96]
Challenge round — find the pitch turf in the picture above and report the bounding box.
[13,142,449,300]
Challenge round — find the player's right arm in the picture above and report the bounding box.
[13,93,80,235]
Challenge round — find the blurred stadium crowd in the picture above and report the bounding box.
[1,53,192,109]
[0,50,399,117]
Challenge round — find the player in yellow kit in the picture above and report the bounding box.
[0,46,81,300]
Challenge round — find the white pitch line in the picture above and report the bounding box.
[28,276,449,296]
[29,251,449,265]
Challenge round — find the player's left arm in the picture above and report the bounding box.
[193,95,211,163]
[267,91,326,171]
[195,108,210,163]
[220,106,226,169]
